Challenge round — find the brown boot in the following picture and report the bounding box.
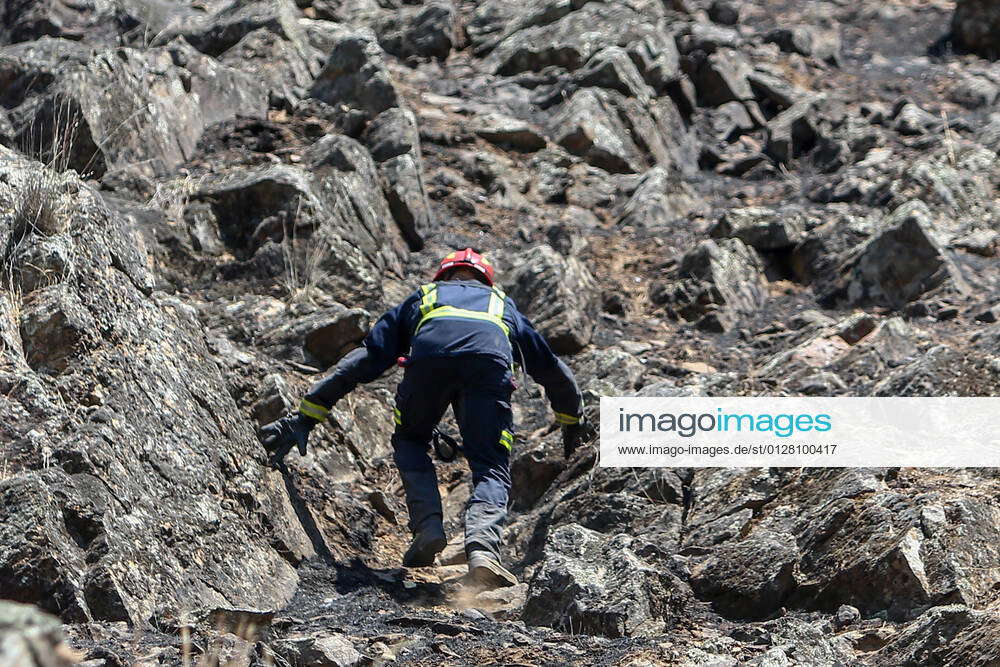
[466,550,518,588]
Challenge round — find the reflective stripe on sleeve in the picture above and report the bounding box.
[299,399,330,422]
[554,412,581,425]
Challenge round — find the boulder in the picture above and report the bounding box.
[656,238,767,332]
[379,153,434,252]
[708,0,742,26]
[309,28,402,123]
[0,38,267,177]
[549,88,695,174]
[486,3,660,76]
[872,345,997,396]
[503,245,599,354]
[363,108,433,250]
[690,531,799,620]
[950,74,1000,109]
[678,23,743,54]
[375,1,457,59]
[522,524,694,637]
[218,27,321,108]
[302,307,371,368]
[707,100,759,142]
[627,32,683,96]
[952,0,1000,58]
[0,153,309,624]
[189,134,407,303]
[765,97,820,165]
[571,347,646,395]
[710,207,807,250]
[473,113,547,152]
[690,48,754,107]
[0,0,189,46]
[616,167,705,232]
[176,0,308,58]
[0,602,77,667]
[747,70,807,113]
[549,88,645,174]
[893,100,940,136]
[874,605,1000,664]
[837,201,967,309]
[576,46,654,100]
[275,633,363,667]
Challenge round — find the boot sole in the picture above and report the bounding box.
[402,536,447,568]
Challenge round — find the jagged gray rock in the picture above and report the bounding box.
[655,238,767,332]
[873,605,1000,663]
[836,200,967,308]
[177,0,308,58]
[503,244,598,354]
[765,97,820,164]
[375,1,457,60]
[764,25,841,65]
[0,151,310,624]
[0,38,267,177]
[275,633,363,667]
[363,108,433,251]
[549,87,694,174]
[522,524,694,637]
[309,28,402,123]
[690,48,754,107]
[690,531,799,620]
[616,166,705,231]
[711,206,808,250]
[473,113,547,152]
[549,88,645,174]
[485,3,660,76]
[186,134,408,303]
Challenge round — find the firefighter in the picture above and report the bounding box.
[261,248,587,588]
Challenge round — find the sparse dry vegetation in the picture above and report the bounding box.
[280,197,330,304]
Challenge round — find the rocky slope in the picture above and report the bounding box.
[2,0,1000,664]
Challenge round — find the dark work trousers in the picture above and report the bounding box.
[391,355,514,561]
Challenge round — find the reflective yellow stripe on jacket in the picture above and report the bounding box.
[414,283,509,336]
[499,429,514,451]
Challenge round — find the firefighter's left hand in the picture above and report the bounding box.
[260,413,315,466]
[562,416,595,459]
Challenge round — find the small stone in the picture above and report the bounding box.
[835,604,862,628]
[835,313,878,344]
[975,306,1000,323]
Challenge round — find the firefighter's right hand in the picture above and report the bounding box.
[260,413,315,466]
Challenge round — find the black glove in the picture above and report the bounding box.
[562,415,594,459]
[260,413,316,466]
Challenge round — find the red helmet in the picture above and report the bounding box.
[433,248,495,286]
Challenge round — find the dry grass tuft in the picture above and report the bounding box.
[280,197,329,304]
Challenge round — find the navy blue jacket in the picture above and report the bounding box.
[300,280,583,421]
